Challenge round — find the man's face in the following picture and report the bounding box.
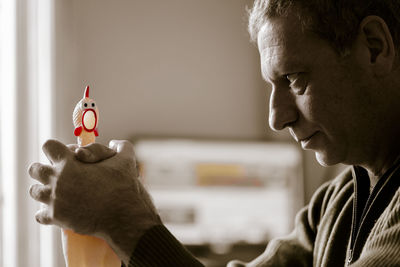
[257,14,380,167]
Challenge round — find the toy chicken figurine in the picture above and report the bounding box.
[62,86,120,267]
[73,85,99,146]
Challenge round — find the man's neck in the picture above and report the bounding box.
[364,152,400,191]
[367,170,380,192]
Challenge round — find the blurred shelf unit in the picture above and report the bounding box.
[134,138,303,249]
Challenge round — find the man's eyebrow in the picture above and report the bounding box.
[260,69,287,88]
[260,66,274,84]
[265,58,307,80]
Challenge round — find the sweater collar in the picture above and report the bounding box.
[348,157,400,264]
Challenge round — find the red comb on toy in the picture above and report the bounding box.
[84,86,90,98]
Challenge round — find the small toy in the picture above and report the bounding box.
[62,85,120,267]
[72,86,99,146]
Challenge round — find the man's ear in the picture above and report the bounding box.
[359,15,395,75]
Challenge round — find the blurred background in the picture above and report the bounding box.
[0,0,344,266]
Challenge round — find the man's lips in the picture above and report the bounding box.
[299,133,316,142]
[290,130,318,143]
[298,132,319,148]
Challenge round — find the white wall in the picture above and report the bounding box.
[55,0,270,145]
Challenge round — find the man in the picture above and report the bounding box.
[29,0,400,266]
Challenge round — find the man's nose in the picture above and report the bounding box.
[268,87,298,131]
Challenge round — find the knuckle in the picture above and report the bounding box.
[66,144,78,152]
[41,216,51,224]
[29,185,36,197]
[42,139,51,148]
[76,148,91,160]
[38,165,49,176]
[30,163,53,181]
[36,213,50,224]
[40,186,51,197]
[30,184,40,197]
[29,162,42,174]
[88,143,105,153]
[42,139,70,163]
[89,142,102,149]
[28,162,37,176]
[36,208,53,225]
[42,139,56,151]
[30,184,51,201]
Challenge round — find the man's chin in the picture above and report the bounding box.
[315,151,341,167]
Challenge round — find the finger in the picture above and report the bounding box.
[67,144,79,152]
[35,208,53,225]
[29,184,52,204]
[42,139,72,164]
[109,140,135,157]
[75,143,116,163]
[28,162,54,184]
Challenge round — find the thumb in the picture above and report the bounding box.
[75,143,116,163]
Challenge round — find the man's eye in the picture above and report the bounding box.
[286,73,307,95]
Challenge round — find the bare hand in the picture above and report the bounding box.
[28,139,161,263]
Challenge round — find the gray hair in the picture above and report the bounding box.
[248,0,400,56]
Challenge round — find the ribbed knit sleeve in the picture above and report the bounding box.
[350,189,400,267]
[126,225,204,267]
[227,181,331,266]
[227,168,354,267]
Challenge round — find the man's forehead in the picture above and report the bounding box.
[257,15,305,53]
[257,16,307,79]
[258,23,281,50]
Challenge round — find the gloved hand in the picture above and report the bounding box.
[29,139,161,264]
